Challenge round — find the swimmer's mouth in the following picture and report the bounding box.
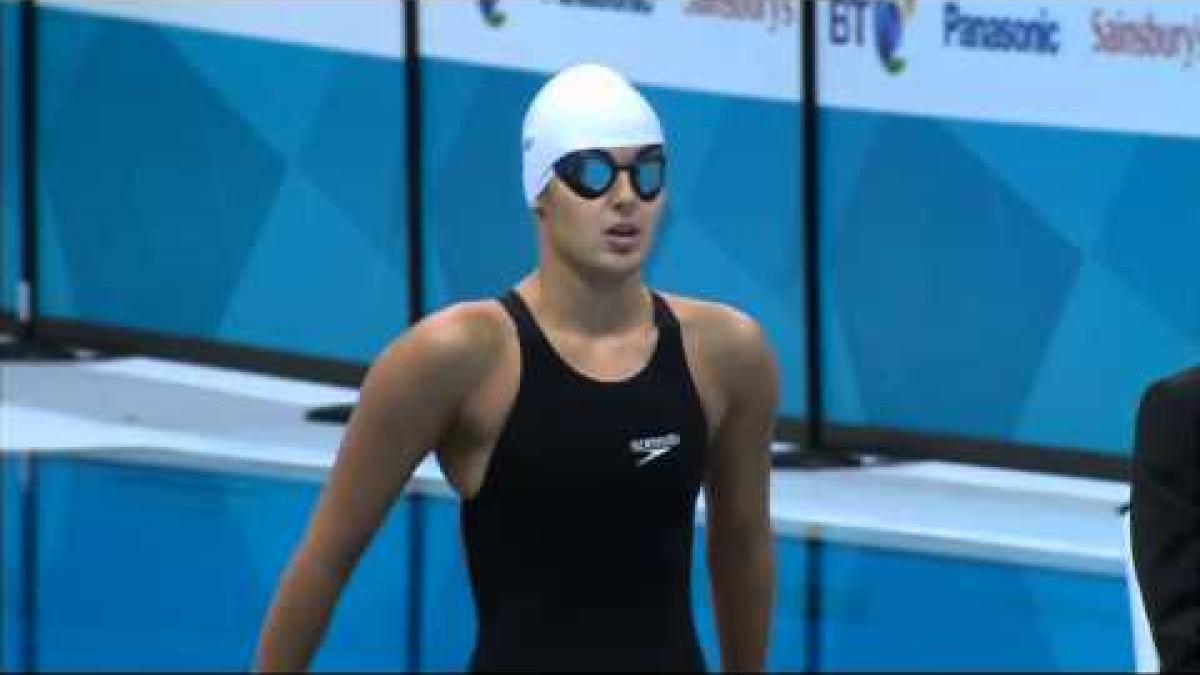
[605,223,640,238]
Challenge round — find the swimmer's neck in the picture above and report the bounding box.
[519,266,652,337]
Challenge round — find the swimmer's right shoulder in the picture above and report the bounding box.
[368,299,512,389]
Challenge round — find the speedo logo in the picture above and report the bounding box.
[630,432,681,466]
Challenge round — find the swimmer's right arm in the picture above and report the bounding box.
[253,307,494,672]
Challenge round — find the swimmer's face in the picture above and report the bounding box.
[536,144,666,278]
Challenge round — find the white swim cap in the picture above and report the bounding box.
[521,63,664,207]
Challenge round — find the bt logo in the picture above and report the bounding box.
[479,0,507,27]
[829,0,918,74]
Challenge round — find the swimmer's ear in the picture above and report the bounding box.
[533,187,549,219]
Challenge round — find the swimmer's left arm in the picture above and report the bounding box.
[703,311,778,673]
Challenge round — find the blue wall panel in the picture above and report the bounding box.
[32,456,411,671]
[821,542,1133,671]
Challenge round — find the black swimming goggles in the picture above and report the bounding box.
[552,144,666,201]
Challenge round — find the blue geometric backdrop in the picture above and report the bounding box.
[1,2,21,319]
[37,6,409,363]
[23,4,1198,460]
[823,107,1200,457]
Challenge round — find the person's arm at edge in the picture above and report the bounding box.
[704,309,779,673]
[1132,372,1200,671]
[253,305,494,672]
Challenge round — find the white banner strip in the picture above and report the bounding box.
[422,0,802,103]
[820,0,1200,139]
